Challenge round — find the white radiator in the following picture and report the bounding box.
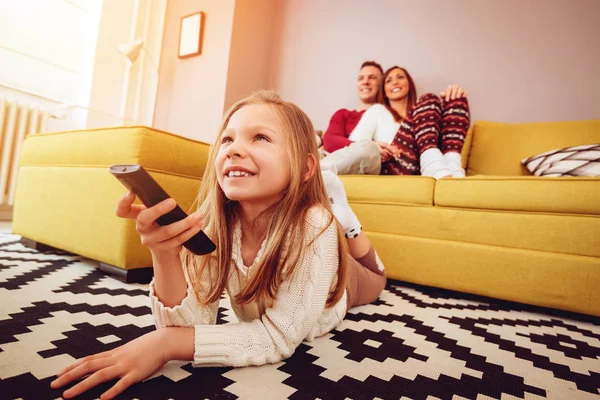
[0,97,49,206]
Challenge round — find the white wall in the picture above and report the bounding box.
[0,0,102,131]
[269,0,600,130]
[87,0,166,129]
[0,0,166,132]
[153,0,236,143]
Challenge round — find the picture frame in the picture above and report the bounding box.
[178,11,205,59]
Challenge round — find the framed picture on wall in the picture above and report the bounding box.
[178,11,205,58]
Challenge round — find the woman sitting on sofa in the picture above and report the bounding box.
[321,66,471,178]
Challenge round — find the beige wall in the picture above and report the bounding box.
[223,0,279,112]
[153,0,235,143]
[269,0,600,130]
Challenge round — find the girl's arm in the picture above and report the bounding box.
[191,208,342,367]
[163,327,195,361]
[150,251,220,328]
[114,191,221,327]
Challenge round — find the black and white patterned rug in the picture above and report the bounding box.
[0,233,599,400]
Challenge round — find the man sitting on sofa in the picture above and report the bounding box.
[321,61,391,175]
[321,62,470,177]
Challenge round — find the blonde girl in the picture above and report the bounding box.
[51,91,386,400]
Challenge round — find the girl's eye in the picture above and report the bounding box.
[255,134,269,142]
[221,136,233,144]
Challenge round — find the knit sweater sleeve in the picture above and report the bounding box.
[192,208,340,367]
[149,251,220,329]
[348,104,385,142]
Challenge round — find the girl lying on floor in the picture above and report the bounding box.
[51,90,387,399]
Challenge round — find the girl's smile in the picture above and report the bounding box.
[215,104,292,209]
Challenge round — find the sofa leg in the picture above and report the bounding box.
[20,237,61,252]
[19,237,153,284]
[99,263,153,284]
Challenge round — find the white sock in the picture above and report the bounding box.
[320,161,338,175]
[420,148,452,179]
[321,170,362,238]
[443,152,465,178]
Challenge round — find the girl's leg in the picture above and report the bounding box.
[345,251,387,311]
[321,170,386,309]
[410,94,452,179]
[440,97,471,177]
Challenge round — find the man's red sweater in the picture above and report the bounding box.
[322,109,365,153]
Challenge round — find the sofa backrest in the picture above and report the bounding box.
[465,119,600,176]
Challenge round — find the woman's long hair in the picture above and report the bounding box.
[378,66,418,123]
[182,90,348,308]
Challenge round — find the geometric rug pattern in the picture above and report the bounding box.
[0,233,599,399]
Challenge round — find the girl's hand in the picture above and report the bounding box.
[440,85,468,102]
[51,330,168,400]
[115,191,204,260]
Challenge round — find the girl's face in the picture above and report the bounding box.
[384,68,410,101]
[215,104,291,209]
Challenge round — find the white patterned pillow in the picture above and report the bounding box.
[521,144,600,176]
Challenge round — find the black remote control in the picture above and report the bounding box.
[109,164,216,255]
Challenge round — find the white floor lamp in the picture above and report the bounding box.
[117,39,159,125]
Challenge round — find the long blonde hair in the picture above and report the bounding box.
[183,90,348,308]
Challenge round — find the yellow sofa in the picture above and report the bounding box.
[12,126,209,282]
[12,121,600,316]
[346,119,600,317]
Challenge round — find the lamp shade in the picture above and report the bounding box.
[117,39,144,63]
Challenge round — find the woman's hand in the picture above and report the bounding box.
[376,141,397,162]
[440,85,468,102]
[51,330,169,400]
[116,191,203,261]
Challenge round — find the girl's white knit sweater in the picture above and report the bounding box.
[148,207,347,367]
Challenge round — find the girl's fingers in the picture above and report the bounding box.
[56,350,112,378]
[62,365,120,399]
[52,356,114,389]
[158,211,203,241]
[159,220,204,248]
[136,198,177,231]
[100,374,136,400]
[140,212,203,246]
[116,192,145,219]
[445,85,452,101]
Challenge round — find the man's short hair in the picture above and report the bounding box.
[360,61,383,76]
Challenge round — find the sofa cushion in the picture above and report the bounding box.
[352,202,599,258]
[434,176,600,215]
[19,126,210,178]
[467,119,600,176]
[340,175,435,206]
[521,144,600,176]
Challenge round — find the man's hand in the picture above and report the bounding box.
[440,85,468,102]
